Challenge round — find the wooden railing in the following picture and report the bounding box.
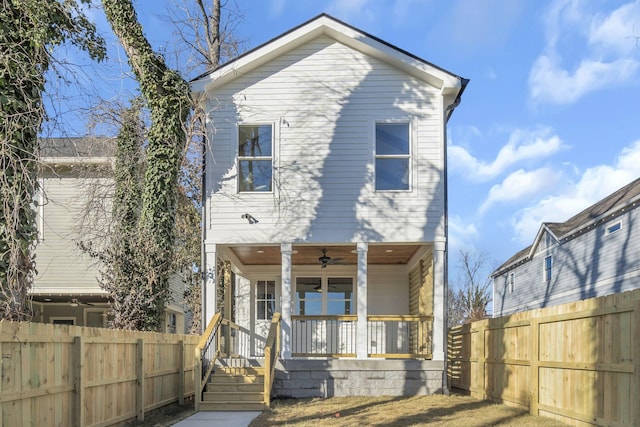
[291,314,433,359]
[263,313,281,406]
[291,315,357,357]
[368,315,433,358]
[195,312,222,411]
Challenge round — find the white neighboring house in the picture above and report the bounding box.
[32,137,186,332]
[492,178,640,317]
[192,14,467,396]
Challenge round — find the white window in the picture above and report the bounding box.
[508,272,515,293]
[544,256,552,282]
[606,221,621,235]
[238,124,272,192]
[256,280,276,320]
[375,122,410,191]
[295,276,353,315]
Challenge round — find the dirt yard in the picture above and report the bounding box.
[248,395,568,427]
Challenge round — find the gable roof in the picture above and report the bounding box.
[191,14,468,117]
[492,177,640,277]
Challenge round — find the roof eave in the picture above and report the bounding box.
[190,14,464,96]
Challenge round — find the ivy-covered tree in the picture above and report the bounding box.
[102,0,192,331]
[0,0,105,320]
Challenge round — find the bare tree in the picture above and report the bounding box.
[449,250,493,326]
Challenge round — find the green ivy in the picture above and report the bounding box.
[102,0,192,331]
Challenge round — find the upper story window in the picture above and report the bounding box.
[375,122,410,191]
[508,272,515,293]
[238,124,272,192]
[606,221,621,235]
[544,255,552,282]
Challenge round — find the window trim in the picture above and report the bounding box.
[373,120,412,192]
[293,275,356,316]
[508,272,515,293]
[606,221,622,235]
[544,255,552,282]
[256,279,277,321]
[50,317,76,325]
[237,123,275,193]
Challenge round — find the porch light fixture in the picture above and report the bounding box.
[385,249,393,253]
[69,299,79,307]
[256,250,265,254]
[241,213,259,224]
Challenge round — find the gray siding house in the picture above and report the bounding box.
[492,178,640,317]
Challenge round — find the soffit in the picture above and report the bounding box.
[230,244,421,266]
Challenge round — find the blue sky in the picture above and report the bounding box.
[50,0,640,281]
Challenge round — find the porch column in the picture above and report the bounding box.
[280,243,292,359]
[356,242,368,359]
[432,241,446,360]
[203,243,217,331]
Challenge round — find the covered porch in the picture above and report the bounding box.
[203,241,446,361]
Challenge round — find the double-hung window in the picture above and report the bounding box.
[375,122,410,191]
[238,124,272,192]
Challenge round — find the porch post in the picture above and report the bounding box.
[203,243,217,331]
[280,243,292,359]
[356,242,368,359]
[432,241,446,360]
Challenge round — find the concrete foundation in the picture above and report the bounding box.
[273,359,446,398]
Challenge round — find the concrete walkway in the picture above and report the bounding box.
[172,411,262,427]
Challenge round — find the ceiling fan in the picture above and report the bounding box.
[318,248,344,268]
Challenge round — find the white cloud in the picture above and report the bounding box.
[529,0,640,105]
[449,127,566,181]
[589,1,640,55]
[327,0,375,23]
[511,140,640,244]
[479,168,563,214]
[529,55,639,105]
[448,215,479,255]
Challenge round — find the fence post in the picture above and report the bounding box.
[178,340,185,405]
[634,301,640,427]
[136,338,145,421]
[195,347,201,412]
[73,336,84,427]
[475,322,486,400]
[529,316,539,416]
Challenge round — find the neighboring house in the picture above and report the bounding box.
[31,137,186,332]
[192,14,467,397]
[492,178,640,317]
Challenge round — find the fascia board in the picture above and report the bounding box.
[191,16,461,95]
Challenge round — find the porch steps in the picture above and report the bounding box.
[200,365,268,411]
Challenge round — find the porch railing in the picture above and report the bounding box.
[263,313,281,405]
[290,314,433,359]
[195,312,222,411]
[368,315,433,359]
[291,315,357,357]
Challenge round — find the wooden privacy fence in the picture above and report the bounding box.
[0,321,199,427]
[448,289,640,426]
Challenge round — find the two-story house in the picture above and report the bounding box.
[31,137,186,332]
[492,177,640,317]
[192,14,467,399]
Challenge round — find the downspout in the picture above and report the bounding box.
[442,77,469,392]
[200,111,208,334]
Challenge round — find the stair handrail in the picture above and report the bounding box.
[195,311,222,410]
[263,312,281,406]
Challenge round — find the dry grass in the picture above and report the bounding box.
[249,395,567,427]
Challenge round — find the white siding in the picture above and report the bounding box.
[205,36,444,244]
[34,170,106,293]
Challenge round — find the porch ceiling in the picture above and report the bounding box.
[229,244,422,266]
